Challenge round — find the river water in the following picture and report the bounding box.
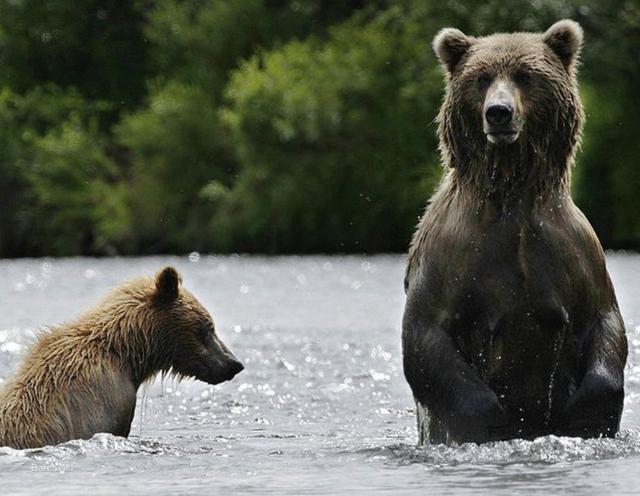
[0,254,639,495]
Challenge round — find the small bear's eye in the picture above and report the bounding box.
[199,322,213,343]
[514,70,531,87]
[477,73,492,90]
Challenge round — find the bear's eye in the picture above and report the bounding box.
[199,323,213,344]
[476,73,492,91]
[513,70,531,87]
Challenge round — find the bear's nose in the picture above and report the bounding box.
[485,104,513,127]
[225,358,244,380]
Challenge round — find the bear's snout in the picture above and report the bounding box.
[485,104,513,127]
[483,79,520,145]
[223,357,245,381]
[204,352,244,384]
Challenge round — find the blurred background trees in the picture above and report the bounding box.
[0,0,638,256]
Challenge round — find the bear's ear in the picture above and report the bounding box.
[543,20,583,69]
[432,28,475,74]
[154,266,182,303]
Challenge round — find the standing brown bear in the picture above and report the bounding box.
[402,20,627,445]
[0,266,244,449]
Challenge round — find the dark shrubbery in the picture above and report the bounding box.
[0,0,638,256]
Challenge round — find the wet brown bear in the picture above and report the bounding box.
[0,266,243,449]
[402,20,627,444]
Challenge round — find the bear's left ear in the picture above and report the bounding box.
[154,266,182,303]
[433,27,476,74]
[544,20,583,69]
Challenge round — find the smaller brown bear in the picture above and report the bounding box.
[0,266,243,449]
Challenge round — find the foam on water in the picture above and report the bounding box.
[360,431,640,466]
[0,434,179,460]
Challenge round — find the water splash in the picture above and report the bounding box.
[545,322,568,427]
[361,430,640,466]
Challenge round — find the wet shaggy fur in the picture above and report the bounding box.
[0,267,243,449]
[403,21,627,444]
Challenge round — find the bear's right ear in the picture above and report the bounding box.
[154,266,182,303]
[433,28,475,74]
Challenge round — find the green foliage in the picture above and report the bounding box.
[0,0,638,256]
[0,88,37,256]
[571,1,640,247]
[0,85,111,256]
[145,0,372,92]
[0,0,149,107]
[112,81,230,252]
[30,114,118,255]
[145,0,267,91]
[219,11,441,252]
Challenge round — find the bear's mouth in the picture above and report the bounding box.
[486,130,519,145]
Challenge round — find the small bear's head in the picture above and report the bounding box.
[148,266,244,385]
[432,20,584,186]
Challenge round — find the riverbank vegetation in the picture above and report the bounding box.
[0,0,638,256]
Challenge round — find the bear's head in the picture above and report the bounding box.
[432,20,584,194]
[147,266,244,385]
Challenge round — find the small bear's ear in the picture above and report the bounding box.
[543,20,583,69]
[432,28,475,74]
[154,266,182,303]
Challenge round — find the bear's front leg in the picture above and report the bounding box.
[559,309,626,438]
[403,302,509,444]
[561,369,623,437]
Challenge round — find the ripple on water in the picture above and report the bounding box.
[360,430,640,466]
[0,433,181,461]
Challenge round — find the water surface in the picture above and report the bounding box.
[0,254,639,494]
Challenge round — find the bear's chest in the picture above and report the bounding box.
[435,218,579,370]
[438,231,579,420]
[441,219,570,310]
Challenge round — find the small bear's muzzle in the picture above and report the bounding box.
[222,356,245,381]
[202,334,245,385]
